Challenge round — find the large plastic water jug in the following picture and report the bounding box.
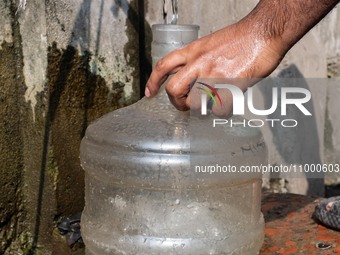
[80,24,266,255]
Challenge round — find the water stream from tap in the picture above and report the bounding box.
[163,0,178,24]
[171,0,178,24]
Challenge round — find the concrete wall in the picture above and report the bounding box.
[0,0,339,254]
[0,1,24,253]
[0,0,141,254]
[318,7,340,187]
[317,7,340,58]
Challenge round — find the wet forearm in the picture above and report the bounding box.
[248,0,339,52]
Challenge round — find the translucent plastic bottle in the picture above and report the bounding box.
[80,24,266,255]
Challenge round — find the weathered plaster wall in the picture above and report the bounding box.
[317,7,340,186]
[18,0,47,121]
[0,18,22,255]
[45,0,140,102]
[317,7,340,58]
[0,0,141,254]
[0,1,27,253]
[324,77,340,186]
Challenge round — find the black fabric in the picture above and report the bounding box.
[313,196,340,231]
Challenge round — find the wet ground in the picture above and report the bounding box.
[260,193,340,254]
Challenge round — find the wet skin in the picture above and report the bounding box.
[145,0,340,116]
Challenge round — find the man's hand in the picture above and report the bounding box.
[145,0,339,116]
[145,18,283,116]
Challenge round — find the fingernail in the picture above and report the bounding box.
[145,87,151,97]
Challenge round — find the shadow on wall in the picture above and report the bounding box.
[260,64,324,197]
[112,0,152,96]
[27,0,151,253]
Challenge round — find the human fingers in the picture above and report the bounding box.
[210,88,234,117]
[145,49,187,97]
[165,66,199,111]
[188,78,253,117]
[187,79,233,117]
[210,79,252,117]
